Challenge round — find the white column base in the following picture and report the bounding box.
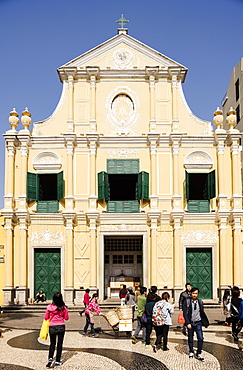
[3,287,15,306]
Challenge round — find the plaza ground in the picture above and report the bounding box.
[0,308,243,369]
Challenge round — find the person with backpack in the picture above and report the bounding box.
[183,287,209,362]
[131,286,147,344]
[152,292,174,352]
[230,287,242,341]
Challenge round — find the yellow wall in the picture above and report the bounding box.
[2,30,243,305]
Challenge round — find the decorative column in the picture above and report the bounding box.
[4,109,19,210]
[146,67,159,132]
[147,213,160,287]
[170,130,184,301]
[147,131,160,287]
[2,218,14,305]
[86,132,99,291]
[2,109,19,305]
[86,212,99,291]
[147,133,160,210]
[86,133,99,210]
[170,134,183,210]
[227,108,243,287]
[169,68,181,132]
[67,75,74,132]
[64,133,76,210]
[214,108,231,297]
[218,217,232,296]
[86,67,100,132]
[15,108,31,304]
[232,217,242,287]
[172,217,183,304]
[63,134,76,304]
[63,214,75,305]
[214,108,228,210]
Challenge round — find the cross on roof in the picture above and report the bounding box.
[116,14,129,29]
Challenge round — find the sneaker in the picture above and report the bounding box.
[189,352,194,359]
[79,312,83,317]
[82,332,88,336]
[131,336,137,344]
[163,347,169,351]
[145,344,152,348]
[46,358,52,368]
[196,354,205,361]
[92,333,99,337]
[55,362,63,366]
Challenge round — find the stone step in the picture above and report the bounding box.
[2,300,221,313]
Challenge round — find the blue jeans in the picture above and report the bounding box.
[188,321,204,354]
[84,313,95,334]
[134,316,146,342]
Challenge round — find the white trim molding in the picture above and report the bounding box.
[105,86,141,136]
[29,229,66,244]
[181,229,218,244]
[33,151,62,171]
[184,151,213,172]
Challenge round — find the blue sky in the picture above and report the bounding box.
[0,0,243,207]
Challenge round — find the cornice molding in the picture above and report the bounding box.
[58,33,187,77]
[28,134,216,147]
[58,68,186,82]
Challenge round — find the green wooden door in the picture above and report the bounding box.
[34,248,61,300]
[186,248,212,299]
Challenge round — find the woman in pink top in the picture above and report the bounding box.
[44,292,69,367]
[83,293,102,337]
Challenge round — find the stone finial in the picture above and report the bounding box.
[226,107,236,130]
[213,107,223,130]
[9,108,19,131]
[21,107,32,130]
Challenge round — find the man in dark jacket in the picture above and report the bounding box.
[179,283,191,335]
[183,287,209,362]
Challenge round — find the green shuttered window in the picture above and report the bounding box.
[107,200,140,213]
[27,172,38,201]
[98,171,110,201]
[98,159,149,213]
[136,171,149,200]
[107,159,139,174]
[27,171,64,213]
[185,170,215,213]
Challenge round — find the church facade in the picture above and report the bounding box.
[2,28,243,306]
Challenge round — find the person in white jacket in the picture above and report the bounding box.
[152,292,174,352]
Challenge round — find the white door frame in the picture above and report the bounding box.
[98,231,148,300]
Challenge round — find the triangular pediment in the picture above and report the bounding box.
[58,32,187,74]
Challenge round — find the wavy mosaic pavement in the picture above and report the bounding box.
[6,330,243,369]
